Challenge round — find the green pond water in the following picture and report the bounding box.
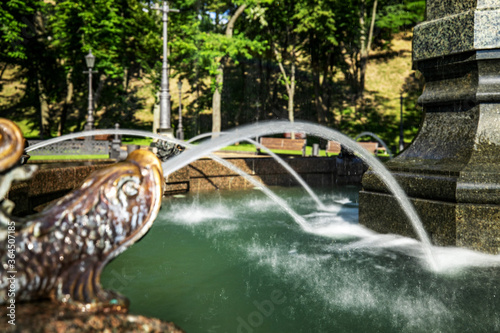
[102,186,500,333]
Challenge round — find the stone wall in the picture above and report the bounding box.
[164,156,365,194]
[8,156,366,215]
[8,160,114,216]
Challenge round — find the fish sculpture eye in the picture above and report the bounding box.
[122,179,140,197]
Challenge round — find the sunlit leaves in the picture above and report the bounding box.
[0,0,38,60]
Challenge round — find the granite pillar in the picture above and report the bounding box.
[359,0,500,254]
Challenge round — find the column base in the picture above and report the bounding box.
[359,190,500,254]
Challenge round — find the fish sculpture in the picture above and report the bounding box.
[0,119,164,313]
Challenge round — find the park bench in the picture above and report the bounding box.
[75,134,115,141]
[258,137,306,156]
[326,141,341,155]
[357,142,379,154]
[325,140,386,156]
[358,142,387,155]
[93,134,115,141]
[283,132,307,139]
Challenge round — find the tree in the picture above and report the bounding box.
[0,0,39,66]
[339,0,425,101]
[1,0,163,136]
[170,0,267,135]
[212,3,247,135]
[293,0,339,124]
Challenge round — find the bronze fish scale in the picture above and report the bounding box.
[0,123,164,313]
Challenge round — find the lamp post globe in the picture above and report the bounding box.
[85,49,95,68]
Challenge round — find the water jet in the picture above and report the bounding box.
[360,0,500,254]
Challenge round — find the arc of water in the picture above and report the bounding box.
[162,121,436,270]
[187,131,327,210]
[28,130,326,211]
[204,153,310,229]
[186,132,218,144]
[26,124,436,269]
[355,131,393,158]
[25,129,311,229]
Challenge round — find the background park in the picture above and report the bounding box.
[3,2,500,333]
[1,0,425,154]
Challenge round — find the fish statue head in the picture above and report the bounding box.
[1,144,165,313]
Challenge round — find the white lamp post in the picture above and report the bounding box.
[84,49,97,131]
[156,1,179,136]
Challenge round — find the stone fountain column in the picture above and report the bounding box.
[359,0,500,254]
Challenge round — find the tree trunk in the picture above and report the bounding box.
[58,69,74,136]
[235,62,246,127]
[275,41,297,139]
[36,72,50,139]
[0,63,7,82]
[358,0,378,99]
[212,4,247,136]
[322,63,332,125]
[211,71,222,135]
[314,71,325,124]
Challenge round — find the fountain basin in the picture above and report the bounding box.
[101,187,500,333]
[8,155,365,215]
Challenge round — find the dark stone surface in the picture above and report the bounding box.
[359,191,458,246]
[8,162,113,216]
[360,0,500,254]
[360,190,500,253]
[426,0,476,21]
[413,2,500,61]
[457,203,500,252]
[186,157,363,192]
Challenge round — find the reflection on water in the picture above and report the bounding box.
[102,186,500,333]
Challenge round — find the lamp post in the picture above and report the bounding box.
[84,49,97,131]
[176,80,184,140]
[399,92,404,152]
[156,1,179,136]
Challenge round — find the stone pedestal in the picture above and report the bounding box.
[359,1,500,254]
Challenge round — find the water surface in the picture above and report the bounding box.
[102,187,500,333]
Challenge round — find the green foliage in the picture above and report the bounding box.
[377,1,425,32]
[1,0,426,143]
[1,0,163,136]
[293,0,338,46]
[170,0,268,93]
[0,0,38,61]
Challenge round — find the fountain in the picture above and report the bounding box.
[0,119,183,331]
[360,0,500,254]
[100,187,500,332]
[2,117,499,331]
[2,2,500,331]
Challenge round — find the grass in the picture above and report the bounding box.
[219,143,257,152]
[122,137,154,146]
[365,32,413,123]
[220,143,331,157]
[28,154,110,160]
[16,119,40,138]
